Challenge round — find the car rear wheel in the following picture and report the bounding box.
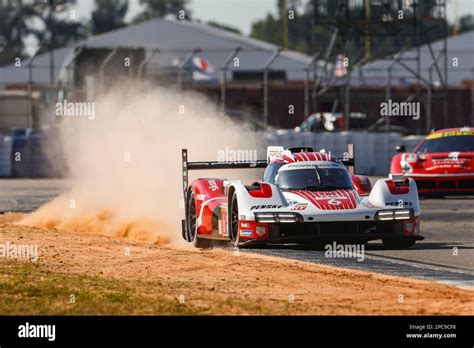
[187,190,212,249]
[382,237,416,249]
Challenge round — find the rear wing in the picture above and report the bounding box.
[181,149,267,241]
[181,149,267,196]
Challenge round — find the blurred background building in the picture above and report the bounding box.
[0,0,473,176]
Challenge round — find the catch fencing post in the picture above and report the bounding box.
[348,144,355,175]
[26,47,44,128]
[137,48,160,80]
[221,47,241,113]
[385,57,397,133]
[99,48,118,94]
[64,45,84,89]
[426,52,443,133]
[304,52,321,117]
[263,49,282,128]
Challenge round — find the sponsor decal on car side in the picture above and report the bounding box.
[290,203,308,211]
[256,226,266,236]
[218,207,228,236]
[403,218,419,236]
[240,229,253,237]
[386,201,413,206]
[250,205,282,210]
[208,180,219,191]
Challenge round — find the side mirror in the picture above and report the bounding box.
[395,145,406,153]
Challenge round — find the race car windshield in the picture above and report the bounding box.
[316,167,354,191]
[417,136,474,153]
[276,169,320,191]
[276,167,353,191]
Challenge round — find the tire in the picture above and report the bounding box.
[186,190,212,249]
[382,237,416,249]
[229,191,241,247]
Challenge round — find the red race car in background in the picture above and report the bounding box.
[390,127,474,196]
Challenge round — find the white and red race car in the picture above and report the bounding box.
[181,145,423,249]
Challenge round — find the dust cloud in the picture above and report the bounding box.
[20,82,265,245]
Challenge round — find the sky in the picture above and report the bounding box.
[71,0,474,36]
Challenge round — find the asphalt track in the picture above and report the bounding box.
[249,196,474,289]
[0,179,473,288]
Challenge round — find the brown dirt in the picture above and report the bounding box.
[1,212,473,315]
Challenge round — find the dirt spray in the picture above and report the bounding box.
[20,83,265,246]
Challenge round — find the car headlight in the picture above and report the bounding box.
[254,212,276,223]
[375,209,413,221]
[394,209,413,220]
[375,210,394,220]
[254,212,303,223]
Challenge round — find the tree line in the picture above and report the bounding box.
[251,0,474,64]
[1,0,472,68]
[0,0,190,66]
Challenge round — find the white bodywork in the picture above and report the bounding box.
[227,160,420,226]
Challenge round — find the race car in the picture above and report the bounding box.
[390,127,474,196]
[181,145,422,249]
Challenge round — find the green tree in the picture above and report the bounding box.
[250,0,448,62]
[91,0,128,35]
[0,0,30,66]
[24,0,86,54]
[133,0,190,22]
[459,15,474,33]
[250,0,311,53]
[251,13,281,46]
